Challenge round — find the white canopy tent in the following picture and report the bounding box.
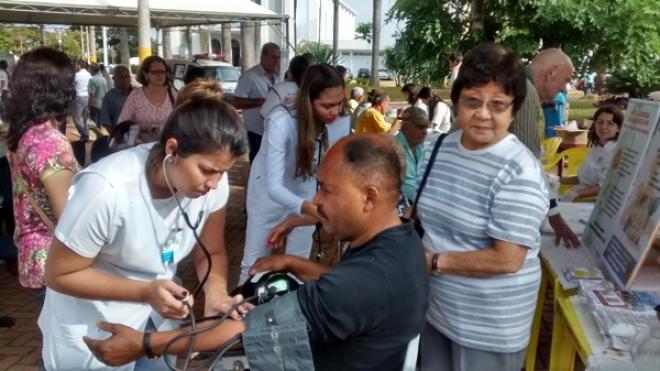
[0,0,288,27]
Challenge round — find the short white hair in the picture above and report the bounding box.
[351,86,365,99]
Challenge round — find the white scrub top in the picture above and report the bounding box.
[39,143,229,370]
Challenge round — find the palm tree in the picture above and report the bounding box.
[369,0,381,86]
[354,22,372,44]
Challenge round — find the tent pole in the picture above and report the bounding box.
[137,0,152,62]
[102,26,109,66]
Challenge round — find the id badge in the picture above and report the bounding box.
[161,246,174,264]
[161,234,177,264]
[161,228,181,265]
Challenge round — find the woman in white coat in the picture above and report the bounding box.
[240,64,350,283]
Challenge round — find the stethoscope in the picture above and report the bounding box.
[162,153,214,298]
[162,153,203,231]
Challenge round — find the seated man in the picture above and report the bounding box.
[395,107,430,202]
[347,86,365,114]
[84,133,429,371]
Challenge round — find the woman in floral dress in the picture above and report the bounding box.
[2,47,80,310]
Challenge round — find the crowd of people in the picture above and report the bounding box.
[0,38,626,371]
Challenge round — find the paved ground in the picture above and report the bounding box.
[0,125,577,370]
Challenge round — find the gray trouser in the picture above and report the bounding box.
[420,322,527,371]
[69,96,89,140]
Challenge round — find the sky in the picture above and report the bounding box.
[343,0,398,47]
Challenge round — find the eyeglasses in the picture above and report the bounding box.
[459,96,513,114]
[148,70,167,75]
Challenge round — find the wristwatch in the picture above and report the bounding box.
[143,330,160,360]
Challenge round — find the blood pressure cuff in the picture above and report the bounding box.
[243,291,315,371]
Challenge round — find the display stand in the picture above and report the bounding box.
[528,100,660,371]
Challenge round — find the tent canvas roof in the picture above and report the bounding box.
[0,0,287,28]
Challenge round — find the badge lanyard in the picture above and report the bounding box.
[142,186,185,266]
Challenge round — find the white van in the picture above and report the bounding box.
[167,59,241,101]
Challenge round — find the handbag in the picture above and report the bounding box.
[403,133,447,237]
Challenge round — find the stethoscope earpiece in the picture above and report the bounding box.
[162,154,203,231]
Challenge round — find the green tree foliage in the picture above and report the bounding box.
[355,22,373,44]
[0,26,42,54]
[0,25,84,59]
[384,46,414,86]
[105,28,139,63]
[296,41,339,64]
[388,0,660,96]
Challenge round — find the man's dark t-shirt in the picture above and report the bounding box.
[297,222,429,371]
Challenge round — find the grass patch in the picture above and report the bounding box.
[346,82,600,122]
[568,98,598,110]
[570,108,598,123]
[346,83,405,101]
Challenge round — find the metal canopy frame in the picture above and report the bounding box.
[0,0,288,28]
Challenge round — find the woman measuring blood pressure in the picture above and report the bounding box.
[40,81,249,370]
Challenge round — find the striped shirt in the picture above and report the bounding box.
[511,79,544,158]
[417,131,549,353]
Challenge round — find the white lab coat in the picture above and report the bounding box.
[240,106,350,282]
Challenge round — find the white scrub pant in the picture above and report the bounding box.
[239,218,315,284]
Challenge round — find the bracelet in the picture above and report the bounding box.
[431,253,441,273]
[143,330,159,360]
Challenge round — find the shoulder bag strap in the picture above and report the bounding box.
[410,133,448,218]
[7,152,55,232]
[166,86,175,107]
[25,193,55,232]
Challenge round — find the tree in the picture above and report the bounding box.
[384,46,413,87]
[369,0,382,86]
[106,27,139,62]
[389,0,660,96]
[296,41,339,64]
[355,22,373,44]
[0,25,83,58]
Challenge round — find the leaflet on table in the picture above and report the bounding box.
[583,99,660,290]
[580,286,659,352]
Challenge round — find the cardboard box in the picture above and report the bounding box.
[554,128,589,146]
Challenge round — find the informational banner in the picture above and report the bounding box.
[583,99,660,290]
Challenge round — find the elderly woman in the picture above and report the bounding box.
[418,44,549,371]
[355,88,400,134]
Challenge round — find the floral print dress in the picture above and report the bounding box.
[8,121,80,288]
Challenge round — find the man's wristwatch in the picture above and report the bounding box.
[431,253,441,273]
[143,330,160,360]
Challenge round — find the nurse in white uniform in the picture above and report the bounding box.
[40,81,249,370]
[240,64,350,283]
[560,104,623,202]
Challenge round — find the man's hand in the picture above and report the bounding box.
[140,280,192,320]
[548,214,581,248]
[204,293,253,320]
[249,255,291,276]
[560,189,579,202]
[83,321,143,367]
